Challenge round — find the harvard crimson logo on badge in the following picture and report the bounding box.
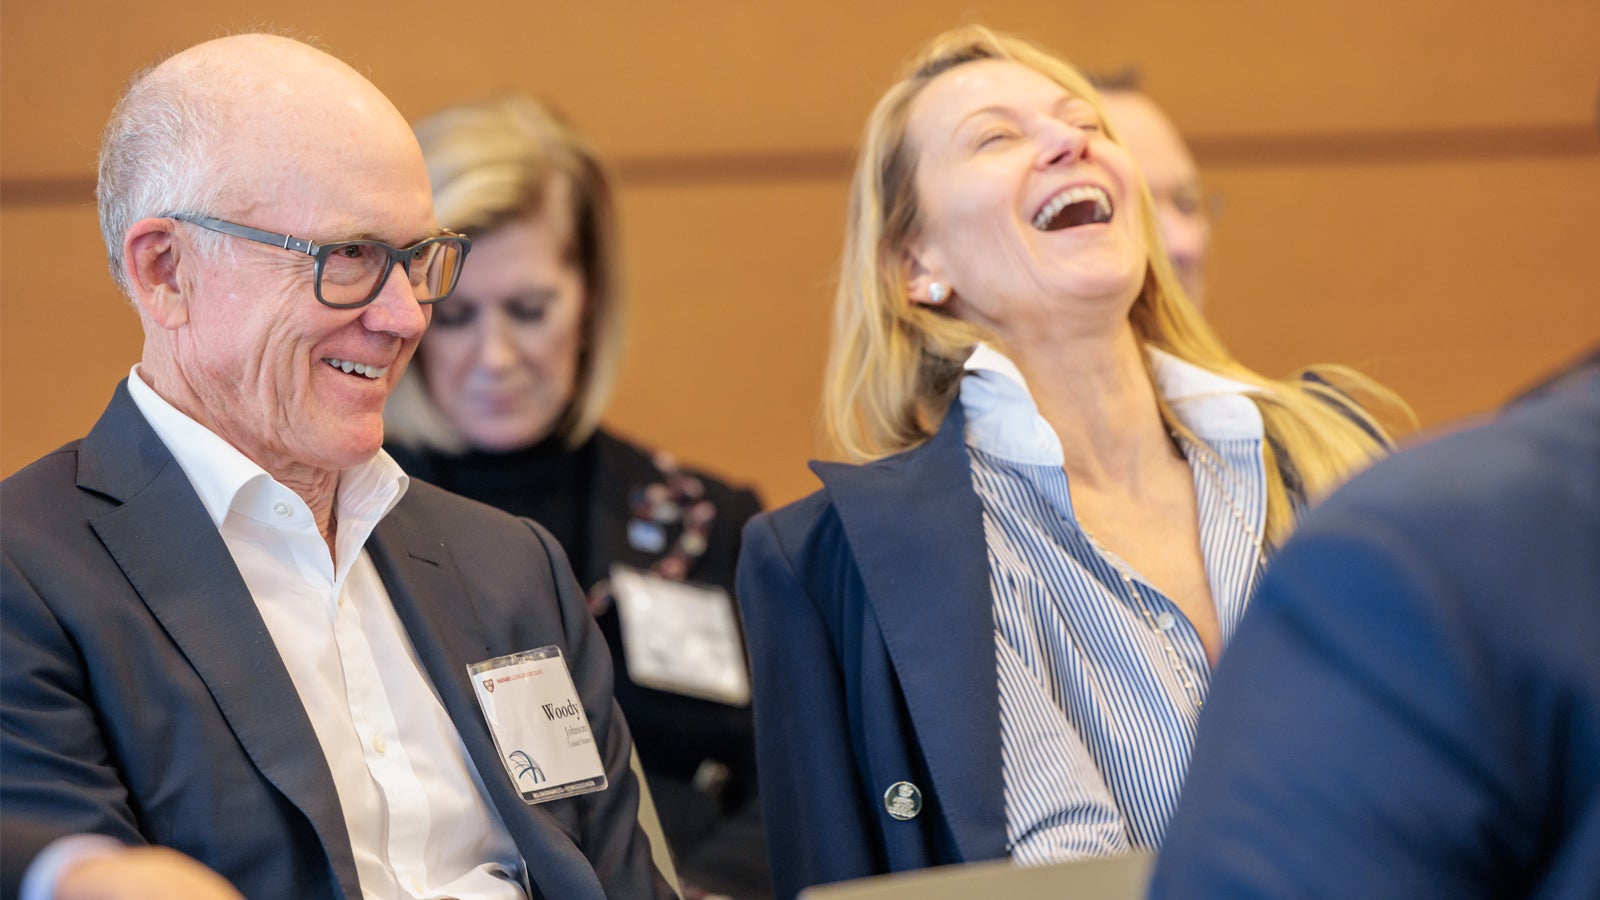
[468,647,608,803]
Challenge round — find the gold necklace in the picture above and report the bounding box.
[1079,527,1206,709]
[1077,437,1267,711]
[1179,435,1266,561]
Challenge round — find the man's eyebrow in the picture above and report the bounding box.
[401,227,455,246]
[331,226,453,246]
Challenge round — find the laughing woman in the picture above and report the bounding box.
[735,26,1406,899]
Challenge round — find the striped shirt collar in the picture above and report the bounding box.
[960,343,1265,466]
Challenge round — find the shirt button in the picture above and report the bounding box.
[372,734,387,755]
[1155,612,1177,631]
[272,502,291,517]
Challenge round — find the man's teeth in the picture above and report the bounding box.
[1032,185,1112,230]
[324,358,388,379]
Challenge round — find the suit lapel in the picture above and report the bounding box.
[364,514,491,699]
[367,507,603,897]
[812,404,1008,861]
[80,384,362,900]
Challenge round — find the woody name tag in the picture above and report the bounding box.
[468,647,607,803]
[610,564,751,706]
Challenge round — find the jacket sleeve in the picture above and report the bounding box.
[737,512,882,900]
[1150,506,1533,899]
[0,555,145,854]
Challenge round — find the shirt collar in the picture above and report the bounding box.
[959,343,1265,465]
[125,365,409,529]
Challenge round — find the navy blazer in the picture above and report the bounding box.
[736,404,1008,899]
[0,383,674,900]
[1152,365,1600,898]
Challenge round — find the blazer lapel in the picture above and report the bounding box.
[80,383,361,900]
[367,509,605,898]
[812,403,1008,861]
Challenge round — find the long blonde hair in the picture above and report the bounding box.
[824,25,1409,544]
[385,93,626,451]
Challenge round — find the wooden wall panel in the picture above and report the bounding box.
[3,0,1597,506]
[0,207,144,469]
[610,179,846,504]
[1205,155,1600,427]
[4,0,1597,176]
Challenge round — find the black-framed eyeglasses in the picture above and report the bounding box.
[166,213,472,309]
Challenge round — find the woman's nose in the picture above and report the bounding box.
[476,314,519,371]
[1036,118,1090,169]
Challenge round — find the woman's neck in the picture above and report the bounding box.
[1001,323,1177,490]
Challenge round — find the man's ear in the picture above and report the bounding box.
[124,218,190,329]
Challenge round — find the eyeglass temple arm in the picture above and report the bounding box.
[226,220,317,256]
[168,213,319,256]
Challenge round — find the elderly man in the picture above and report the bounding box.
[1097,81,1214,309]
[0,34,673,900]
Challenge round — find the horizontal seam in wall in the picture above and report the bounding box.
[1193,124,1600,169]
[3,124,1595,205]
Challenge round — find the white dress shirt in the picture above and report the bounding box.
[127,367,525,899]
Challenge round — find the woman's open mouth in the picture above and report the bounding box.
[1032,185,1113,231]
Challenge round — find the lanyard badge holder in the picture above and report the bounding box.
[468,647,608,803]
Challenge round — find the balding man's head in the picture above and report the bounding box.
[97,34,424,295]
[103,33,443,484]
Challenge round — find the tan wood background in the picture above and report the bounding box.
[4,1,1598,506]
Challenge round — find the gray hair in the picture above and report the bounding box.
[96,59,230,298]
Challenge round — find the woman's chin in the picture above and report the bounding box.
[461,421,557,454]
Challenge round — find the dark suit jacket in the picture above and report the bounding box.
[387,431,763,795]
[736,404,1009,900]
[1151,365,1600,899]
[388,433,766,869]
[0,383,675,900]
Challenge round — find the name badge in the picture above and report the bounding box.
[467,647,607,803]
[610,564,751,706]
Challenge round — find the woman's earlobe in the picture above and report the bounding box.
[902,247,951,307]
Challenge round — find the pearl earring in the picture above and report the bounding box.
[927,282,949,304]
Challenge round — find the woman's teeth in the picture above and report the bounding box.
[1033,185,1113,231]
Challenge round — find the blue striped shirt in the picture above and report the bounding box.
[959,345,1269,863]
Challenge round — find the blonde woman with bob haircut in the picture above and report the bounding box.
[735,25,1406,898]
[383,94,768,898]
[384,93,623,452]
